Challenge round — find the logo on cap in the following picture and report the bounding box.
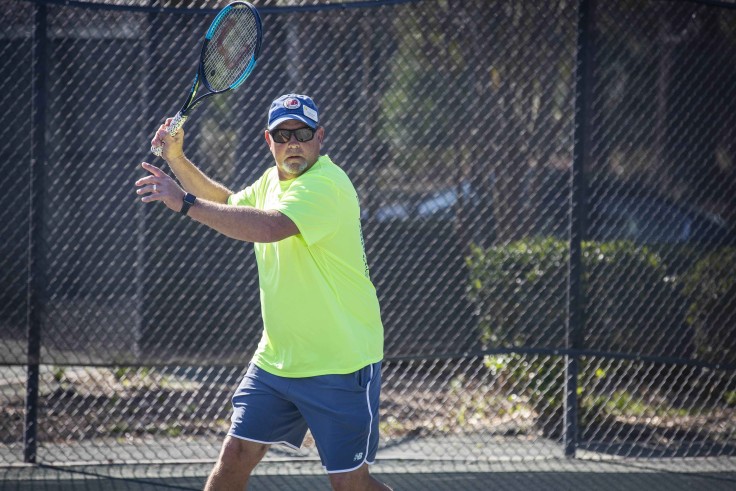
[283,98,301,110]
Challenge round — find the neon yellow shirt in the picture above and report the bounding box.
[227,155,384,377]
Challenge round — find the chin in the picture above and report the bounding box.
[282,161,307,176]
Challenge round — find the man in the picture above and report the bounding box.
[136,94,391,491]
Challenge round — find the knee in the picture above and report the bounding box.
[218,437,268,471]
[328,471,355,491]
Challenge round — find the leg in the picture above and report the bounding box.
[213,364,309,489]
[328,464,392,491]
[204,436,269,491]
[292,363,386,488]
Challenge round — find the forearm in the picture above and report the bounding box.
[166,155,233,204]
[185,199,298,243]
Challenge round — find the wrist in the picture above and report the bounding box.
[166,153,187,166]
[180,193,197,215]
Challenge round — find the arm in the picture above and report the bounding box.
[135,162,299,243]
[187,199,299,243]
[151,118,232,204]
[166,154,233,204]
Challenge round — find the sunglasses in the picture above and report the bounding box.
[269,126,316,144]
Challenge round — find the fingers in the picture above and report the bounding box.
[151,127,169,150]
[150,118,171,143]
[135,176,157,189]
[135,163,165,202]
[150,118,185,159]
[135,178,160,202]
[157,118,184,138]
[140,161,165,177]
[151,119,171,149]
[134,166,185,212]
[137,184,160,202]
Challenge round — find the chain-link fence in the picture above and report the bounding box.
[1,0,735,487]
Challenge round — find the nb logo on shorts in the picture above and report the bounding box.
[353,452,363,461]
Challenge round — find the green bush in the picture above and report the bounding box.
[680,248,736,366]
[466,238,683,354]
[467,238,686,432]
[583,241,688,356]
[466,238,569,347]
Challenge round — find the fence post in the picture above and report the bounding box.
[25,1,49,464]
[566,0,595,458]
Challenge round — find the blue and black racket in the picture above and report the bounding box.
[151,1,262,157]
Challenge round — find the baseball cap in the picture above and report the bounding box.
[267,94,319,131]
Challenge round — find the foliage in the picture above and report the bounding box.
[467,237,568,347]
[466,237,681,355]
[725,391,736,407]
[583,241,687,356]
[468,238,687,433]
[483,353,567,436]
[680,248,736,366]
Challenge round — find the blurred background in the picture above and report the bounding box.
[0,0,734,488]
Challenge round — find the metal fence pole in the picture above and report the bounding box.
[25,0,49,464]
[566,0,595,458]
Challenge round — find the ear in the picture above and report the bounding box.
[264,129,272,146]
[317,126,325,145]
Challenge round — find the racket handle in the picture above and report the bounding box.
[150,112,189,157]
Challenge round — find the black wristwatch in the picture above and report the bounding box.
[180,193,197,216]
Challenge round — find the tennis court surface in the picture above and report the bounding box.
[2,459,736,490]
[3,438,735,491]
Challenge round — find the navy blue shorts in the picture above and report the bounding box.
[228,362,382,473]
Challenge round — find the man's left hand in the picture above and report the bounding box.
[135,162,187,213]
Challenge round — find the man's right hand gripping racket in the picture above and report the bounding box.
[151,1,263,157]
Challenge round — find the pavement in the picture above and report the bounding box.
[2,459,736,490]
[2,434,735,490]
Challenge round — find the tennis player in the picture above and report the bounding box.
[136,94,391,491]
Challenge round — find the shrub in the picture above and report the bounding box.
[467,238,686,433]
[466,238,682,354]
[483,353,568,437]
[680,248,736,366]
[466,237,568,348]
[583,241,688,356]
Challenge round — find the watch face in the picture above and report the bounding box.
[181,194,196,215]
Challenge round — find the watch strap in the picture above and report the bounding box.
[180,193,197,215]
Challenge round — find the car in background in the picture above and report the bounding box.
[587,180,733,246]
[363,181,478,223]
[363,176,733,246]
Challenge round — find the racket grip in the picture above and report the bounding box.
[150,112,189,157]
[167,112,188,137]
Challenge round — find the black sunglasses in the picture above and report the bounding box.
[270,126,316,144]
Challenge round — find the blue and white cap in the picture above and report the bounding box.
[267,94,319,131]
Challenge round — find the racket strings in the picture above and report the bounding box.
[204,7,259,91]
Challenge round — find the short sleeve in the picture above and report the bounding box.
[273,175,339,246]
[228,185,256,207]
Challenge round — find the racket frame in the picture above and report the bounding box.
[151,1,262,156]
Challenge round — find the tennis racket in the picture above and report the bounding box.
[151,1,263,157]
